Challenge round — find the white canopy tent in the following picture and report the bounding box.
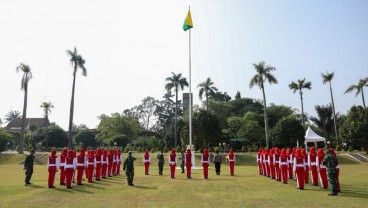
[304,127,326,149]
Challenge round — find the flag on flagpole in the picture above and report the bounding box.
[183,9,193,31]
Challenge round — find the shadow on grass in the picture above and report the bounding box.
[338,184,368,199]
[26,184,43,189]
[53,186,94,194]
[132,185,157,190]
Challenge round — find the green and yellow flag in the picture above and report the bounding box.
[183,9,193,31]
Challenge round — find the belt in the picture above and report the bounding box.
[65,165,74,168]
[88,162,94,165]
[102,162,107,164]
[264,160,269,162]
[275,162,279,164]
[229,160,234,162]
[96,161,101,164]
[169,162,176,165]
[310,162,316,166]
[295,164,304,167]
[77,163,84,166]
[280,162,287,165]
[48,164,56,167]
[202,161,209,164]
[60,163,65,166]
[144,160,150,162]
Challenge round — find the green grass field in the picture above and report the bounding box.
[0,152,367,208]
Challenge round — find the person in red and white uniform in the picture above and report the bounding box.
[95,148,102,181]
[293,149,305,190]
[301,149,309,184]
[107,149,114,177]
[169,149,177,179]
[113,150,118,176]
[263,148,270,177]
[87,150,95,183]
[279,148,288,184]
[269,148,275,179]
[185,149,192,179]
[65,150,76,189]
[308,146,318,186]
[330,148,340,192]
[261,149,266,176]
[228,148,236,176]
[201,149,210,179]
[286,148,293,179]
[117,149,122,175]
[102,150,108,179]
[316,148,328,189]
[59,148,68,185]
[143,149,151,175]
[47,149,59,188]
[257,148,263,175]
[76,148,87,185]
[273,148,281,181]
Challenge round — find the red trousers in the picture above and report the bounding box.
[261,163,266,176]
[304,166,309,183]
[318,168,328,188]
[85,167,88,179]
[76,166,84,184]
[265,163,270,177]
[288,164,293,179]
[280,165,288,183]
[60,166,66,184]
[87,165,94,182]
[170,165,176,178]
[275,164,281,181]
[295,167,305,189]
[186,164,192,178]
[258,162,263,175]
[102,164,107,178]
[48,167,57,187]
[229,162,235,175]
[117,163,121,175]
[270,164,275,179]
[144,163,150,175]
[112,162,117,175]
[95,164,101,180]
[310,165,318,185]
[65,168,74,188]
[108,163,113,176]
[203,164,209,178]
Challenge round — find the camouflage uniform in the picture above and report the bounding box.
[24,150,35,186]
[123,152,136,186]
[180,151,185,173]
[322,150,338,196]
[157,151,164,175]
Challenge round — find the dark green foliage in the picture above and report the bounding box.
[0,129,13,152]
[267,104,294,129]
[271,115,305,148]
[31,125,67,148]
[75,130,98,148]
[310,104,335,140]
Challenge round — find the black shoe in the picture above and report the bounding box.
[25,184,28,186]
[49,186,55,188]
[26,182,32,185]
[328,192,338,196]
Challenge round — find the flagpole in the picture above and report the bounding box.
[189,23,192,148]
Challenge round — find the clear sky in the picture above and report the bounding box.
[1,0,368,129]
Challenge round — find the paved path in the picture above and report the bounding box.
[347,153,368,162]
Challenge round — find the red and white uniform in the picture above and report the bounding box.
[263,149,270,177]
[143,150,150,175]
[102,150,108,178]
[107,150,114,177]
[117,149,122,175]
[59,148,68,185]
[76,148,87,185]
[257,149,263,175]
[261,150,266,176]
[293,149,305,189]
[87,150,95,183]
[228,148,235,175]
[95,149,102,180]
[316,148,328,189]
[201,149,210,179]
[65,150,76,189]
[47,150,59,188]
[301,149,309,183]
[185,149,192,178]
[273,148,281,181]
[287,148,293,179]
[169,149,177,179]
[279,148,288,184]
[112,150,117,176]
[308,147,318,186]
[269,149,275,179]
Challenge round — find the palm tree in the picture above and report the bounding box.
[40,101,54,149]
[322,72,338,144]
[288,78,312,125]
[16,63,32,154]
[344,77,368,109]
[197,77,218,111]
[66,47,87,148]
[249,61,277,148]
[310,105,334,140]
[4,110,22,123]
[165,72,188,147]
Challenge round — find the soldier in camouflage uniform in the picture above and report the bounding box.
[179,151,185,173]
[322,149,338,196]
[24,149,35,186]
[123,151,136,186]
[157,150,164,175]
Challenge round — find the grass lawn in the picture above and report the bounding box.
[0,152,367,208]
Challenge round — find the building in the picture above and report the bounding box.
[6,118,50,133]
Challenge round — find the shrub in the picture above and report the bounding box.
[163,146,169,153]
[213,146,220,153]
[150,148,155,153]
[242,146,246,152]
[124,146,130,153]
[248,147,253,152]
[136,147,143,153]
[335,145,341,151]
[361,147,366,152]
[348,146,354,152]
[176,145,181,153]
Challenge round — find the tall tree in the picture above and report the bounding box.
[310,105,334,140]
[165,72,188,147]
[40,101,54,149]
[16,63,32,154]
[344,77,368,109]
[322,72,338,144]
[66,47,87,148]
[197,77,218,111]
[235,91,241,99]
[249,61,278,148]
[4,110,22,123]
[288,78,312,125]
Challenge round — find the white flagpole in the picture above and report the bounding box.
[189,25,192,147]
